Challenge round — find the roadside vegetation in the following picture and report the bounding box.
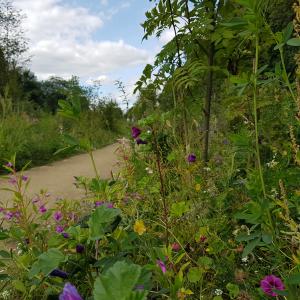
[1,0,300,299]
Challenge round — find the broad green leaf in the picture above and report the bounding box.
[242,238,260,258]
[12,280,26,293]
[88,206,121,240]
[28,248,65,278]
[170,201,190,217]
[286,273,300,285]
[93,261,148,300]
[287,38,300,46]
[226,283,240,299]
[187,267,203,283]
[0,250,11,258]
[262,233,272,244]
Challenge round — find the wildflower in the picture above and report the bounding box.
[214,289,223,296]
[260,275,285,297]
[56,225,64,233]
[157,260,167,273]
[14,211,21,219]
[0,290,10,299]
[241,256,248,263]
[5,212,14,220]
[32,196,40,204]
[106,202,114,208]
[136,138,147,145]
[59,283,83,300]
[145,167,153,174]
[8,177,17,185]
[95,201,104,207]
[187,154,196,163]
[62,232,69,239]
[76,244,85,254]
[39,205,47,213]
[0,207,5,213]
[171,243,181,251]
[131,127,141,139]
[53,211,63,222]
[50,269,68,279]
[133,220,146,235]
[22,175,28,182]
[5,162,13,168]
[199,236,207,243]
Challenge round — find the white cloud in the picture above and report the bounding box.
[12,0,150,80]
[159,29,175,44]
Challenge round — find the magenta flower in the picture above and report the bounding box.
[106,202,114,208]
[95,201,104,207]
[136,138,147,145]
[53,211,63,222]
[59,283,83,300]
[131,127,141,139]
[56,225,64,233]
[260,275,285,297]
[199,236,207,243]
[22,175,28,182]
[187,154,196,163]
[157,260,167,274]
[62,232,69,239]
[39,205,47,213]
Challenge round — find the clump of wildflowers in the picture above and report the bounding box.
[131,126,141,139]
[53,211,63,222]
[260,275,285,297]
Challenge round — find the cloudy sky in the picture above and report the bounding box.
[12,0,173,107]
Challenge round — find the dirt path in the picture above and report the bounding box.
[0,144,119,202]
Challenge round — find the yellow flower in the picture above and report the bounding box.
[195,184,201,192]
[134,220,146,235]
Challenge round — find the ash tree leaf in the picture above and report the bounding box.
[28,248,65,279]
[93,261,149,300]
[88,206,121,240]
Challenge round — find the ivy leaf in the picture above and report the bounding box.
[93,261,149,300]
[88,206,121,240]
[28,248,65,278]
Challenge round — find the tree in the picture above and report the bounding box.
[0,0,28,63]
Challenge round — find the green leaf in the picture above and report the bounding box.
[283,22,294,42]
[187,267,203,283]
[286,273,300,285]
[28,248,65,278]
[226,283,240,299]
[12,280,26,293]
[93,261,149,300]
[0,250,11,258]
[261,233,272,244]
[170,201,190,217]
[242,238,260,258]
[88,206,121,240]
[287,38,300,46]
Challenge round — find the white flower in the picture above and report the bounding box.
[1,291,10,299]
[266,159,278,168]
[241,256,248,263]
[145,167,153,174]
[203,167,211,172]
[214,289,223,296]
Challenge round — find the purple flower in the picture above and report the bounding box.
[187,154,196,163]
[22,175,28,182]
[131,127,141,139]
[76,244,85,254]
[54,211,63,222]
[5,212,14,220]
[106,202,114,208]
[14,211,21,219]
[95,201,104,207]
[32,196,40,204]
[56,225,64,233]
[136,138,147,145]
[59,283,83,300]
[39,205,47,214]
[260,275,285,297]
[157,260,167,274]
[5,162,13,168]
[8,177,17,185]
[62,232,69,239]
[50,269,68,279]
[0,207,5,213]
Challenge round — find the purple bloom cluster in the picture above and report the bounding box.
[131,127,147,145]
[59,283,83,300]
[54,211,63,222]
[260,275,285,297]
[187,154,196,163]
[95,201,114,208]
[50,269,68,279]
[1,209,21,221]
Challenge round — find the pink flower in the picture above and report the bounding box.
[199,236,207,243]
[157,260,167,274]
[53,211,63,222]
[106,202,114,208]
[260,275,285,297]
[95,201,104,207]
[171,243,181,251]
